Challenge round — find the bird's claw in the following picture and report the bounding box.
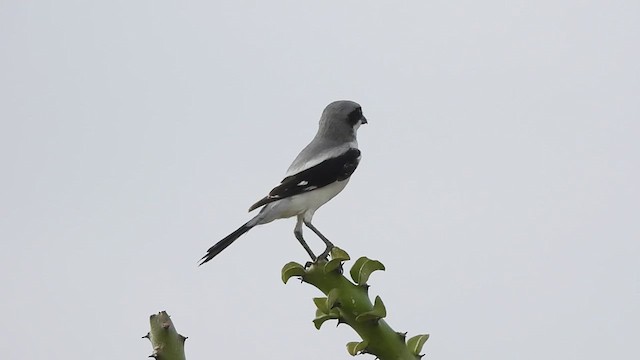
[316,245,334,262]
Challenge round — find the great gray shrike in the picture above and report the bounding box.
[199,100,367,265]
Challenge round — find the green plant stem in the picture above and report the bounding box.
[304,262,418,360]
[144,311,187,360]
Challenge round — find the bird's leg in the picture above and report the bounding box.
[295,217,317,261]
[304,221,334,260]
[295,231,317,261]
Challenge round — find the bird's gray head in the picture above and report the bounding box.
[316,100,368,142]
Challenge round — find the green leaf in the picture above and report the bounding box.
[330,247,351,261]
[313,309,340,330]
[326,288,340,309]
[312,314,333,330]
[349,257,385,285]
[323,247,350,273]
[346,340,369,356]
[281,262,306,284]
[355,296,387,322]
[313,297,329,314]
[407,334,430,355]
[324,258,343,273]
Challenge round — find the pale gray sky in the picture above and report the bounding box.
[1,1,638,359]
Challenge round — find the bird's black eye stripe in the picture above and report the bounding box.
[347,107,363,125]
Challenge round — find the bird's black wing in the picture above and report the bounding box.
[248,148,361,211]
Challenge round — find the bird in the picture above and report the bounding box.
[199,100,368,265]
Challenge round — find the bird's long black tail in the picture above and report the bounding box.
[199,222,253,265]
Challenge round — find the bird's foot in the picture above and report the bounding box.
[316,245,334,262]
[304,252,317,268]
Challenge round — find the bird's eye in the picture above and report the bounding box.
[347,107,363,125]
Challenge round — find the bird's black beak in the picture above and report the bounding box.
[361,116,368,124]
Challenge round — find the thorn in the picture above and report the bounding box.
[397,331,407,340]
[142,332,150,339]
